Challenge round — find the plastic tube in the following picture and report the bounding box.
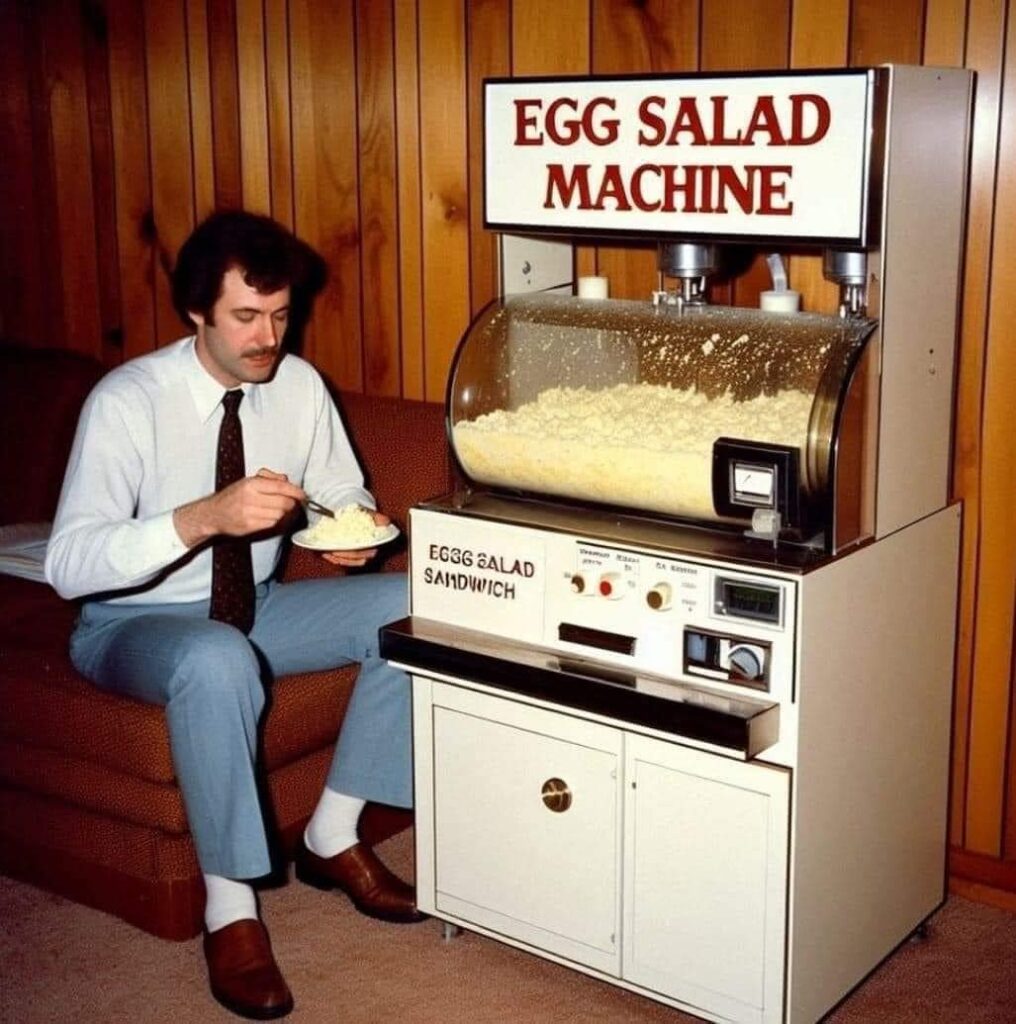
[761,254,800,312]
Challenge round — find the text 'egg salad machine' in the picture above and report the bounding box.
[380,67,972,1023]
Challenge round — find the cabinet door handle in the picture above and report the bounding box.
[541,777,572,812]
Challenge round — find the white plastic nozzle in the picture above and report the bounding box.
[766,253,788,292]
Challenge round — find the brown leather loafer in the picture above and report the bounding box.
[295,840,426,924]
[203,919,294,1020]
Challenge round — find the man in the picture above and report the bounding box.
[45,210,423,1021]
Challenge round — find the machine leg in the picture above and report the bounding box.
[909,921,930,943]
[441,921,463,943]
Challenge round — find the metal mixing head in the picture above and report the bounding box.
[657,243,720,305]
[823,249,868,317]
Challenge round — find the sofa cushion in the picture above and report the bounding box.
[0,577,353,784]
[0,733,337,840]
[0,743,334,894]
[0,739,189,832]
[0,786,200,881]
[0,656,351,791]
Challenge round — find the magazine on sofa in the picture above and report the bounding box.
[0,522,50,583]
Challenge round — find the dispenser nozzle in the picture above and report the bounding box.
[823,249,868,318]
[655,242,719,307]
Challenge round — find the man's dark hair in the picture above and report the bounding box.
[171,209,326,328]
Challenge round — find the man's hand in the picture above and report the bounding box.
[174,468,305,548]
[320,509,391,568]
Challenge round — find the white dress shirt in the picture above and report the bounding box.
[45,336,374,604]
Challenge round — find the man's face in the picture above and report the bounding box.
[190,266,291,388]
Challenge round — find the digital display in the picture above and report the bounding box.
[717,579,782,624]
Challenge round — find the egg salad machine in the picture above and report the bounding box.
[380,66,972,1024]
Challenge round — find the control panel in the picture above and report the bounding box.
[409,507,797,711]
[545,540,796,703]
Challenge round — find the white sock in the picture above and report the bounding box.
[203,874,258,933]
[304,787,365,859]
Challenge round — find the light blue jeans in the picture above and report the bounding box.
[69,573,411,880]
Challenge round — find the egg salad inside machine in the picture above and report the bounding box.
[448,294,877,550]
[381,66,973,1024]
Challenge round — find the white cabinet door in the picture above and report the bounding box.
[623,735,789,1024]
[430,683,623,975]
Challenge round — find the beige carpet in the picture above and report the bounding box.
[2,831,1015,1023]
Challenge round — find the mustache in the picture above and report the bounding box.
[242,346,280,358]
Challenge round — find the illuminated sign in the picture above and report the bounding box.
[484,70,875,244]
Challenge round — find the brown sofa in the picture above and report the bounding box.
[0,344,450,940]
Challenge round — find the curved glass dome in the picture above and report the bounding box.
[448,294,877,526]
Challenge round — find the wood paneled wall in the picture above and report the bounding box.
[2,0,1015,900]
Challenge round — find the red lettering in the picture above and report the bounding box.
[630,165,661,210]
[789,94,831,145]
[595,165,632,210]
[756,165,793,214]
[743,96,787,146]
[715,165,755,214]
[514,99,544,145]
[699,164,715,212]
[637,96,667,145]
[660,165,698,213]
[710,96,743,145]
[544,164,592,208]
[666,97,708,146]
[545,97,581,145]
[583,97,620,145]
[543,161,795,216]
[539,96,620,146]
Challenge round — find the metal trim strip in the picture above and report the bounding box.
[381,616,780,758]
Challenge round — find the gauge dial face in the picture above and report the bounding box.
[733,464,775,503]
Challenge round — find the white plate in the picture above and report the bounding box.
[291,523,400,552]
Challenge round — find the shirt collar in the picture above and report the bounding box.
[182,336,264,423]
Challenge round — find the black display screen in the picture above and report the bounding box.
[718,580,782,624]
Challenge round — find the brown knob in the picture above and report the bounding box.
[541,777,572,813]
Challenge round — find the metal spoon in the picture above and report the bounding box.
[301,498,335,518]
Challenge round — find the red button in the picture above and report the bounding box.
[599,579,613,596]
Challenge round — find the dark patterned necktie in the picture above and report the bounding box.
[209,389,255,633]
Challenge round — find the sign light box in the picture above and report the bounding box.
[484,70,876,245]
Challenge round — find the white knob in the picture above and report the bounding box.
[646,582,672,611]
[728,644,765,682]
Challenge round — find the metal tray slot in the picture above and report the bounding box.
[382,616,780,759]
